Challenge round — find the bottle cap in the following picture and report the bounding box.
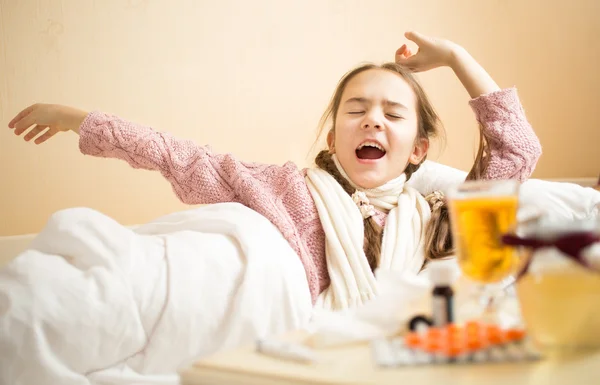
[428,262,455,286]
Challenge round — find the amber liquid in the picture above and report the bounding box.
[449,196,519,283]
[517,269,600,352]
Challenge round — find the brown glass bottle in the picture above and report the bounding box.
[429,263,455,327]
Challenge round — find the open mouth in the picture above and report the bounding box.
[356,141,386,160]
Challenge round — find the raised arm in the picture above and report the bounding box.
[396,32,542,181]
[449,46,542,181]
[467,88,542,181]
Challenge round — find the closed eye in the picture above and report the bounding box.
[348,111,364,115]
[386,114,403,120]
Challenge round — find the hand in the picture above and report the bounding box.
[8,103,88,144]
[394,31,462,72]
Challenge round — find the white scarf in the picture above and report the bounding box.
[305,155,432,310]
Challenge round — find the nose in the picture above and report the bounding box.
[361,109,384,130]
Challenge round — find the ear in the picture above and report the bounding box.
[327,130,336,154]
[408,137,429,165]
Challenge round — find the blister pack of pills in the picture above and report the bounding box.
[371,321,542,367]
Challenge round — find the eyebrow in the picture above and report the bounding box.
[344,97,408,110]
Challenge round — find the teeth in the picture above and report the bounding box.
[357,141,384,151]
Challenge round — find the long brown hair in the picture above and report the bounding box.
[314,62,490,270]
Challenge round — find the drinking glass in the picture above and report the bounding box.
[446,179,521,321]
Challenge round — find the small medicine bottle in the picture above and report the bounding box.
[429,263,455,327]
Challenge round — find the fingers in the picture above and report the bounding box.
[12,111,40,136]
[395,44,407,56]
[395,44,413,64]
[396,53,421,69]
[404,31,427,45]
[8,104,37,129]
[34,128,57,144]
[9,103,65,144]
[396,33,423,68]
[23,125,49,142]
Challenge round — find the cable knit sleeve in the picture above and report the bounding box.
[469,88,542,182]
[78,111,244,204]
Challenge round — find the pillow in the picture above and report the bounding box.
[408,160,600,221]
[519,179,600,221]
[407,160,468,195]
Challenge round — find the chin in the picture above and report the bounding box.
[349,173,386,189]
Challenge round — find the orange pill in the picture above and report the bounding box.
[465,321,482,336]
[446,329,465,344]
[465,331,489,351]
[505,328,526,342]
[424,338,444,353]
[488,330,506,345]
[446,325,464,338]
[466,338,483,351]
[446,327,466,340]
[442,344,464,358]
[427,327,444,339]
[404,332,422,347]
[445,324,462,334]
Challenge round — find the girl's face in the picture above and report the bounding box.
[330,69,429,189]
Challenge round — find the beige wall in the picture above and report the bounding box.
[1,0,599,236]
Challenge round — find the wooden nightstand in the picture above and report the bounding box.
[179,330,600,385]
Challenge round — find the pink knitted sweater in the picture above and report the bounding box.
[79,87,542,304]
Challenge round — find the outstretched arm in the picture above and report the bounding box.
[77,110,239,204]
[9,104,236,204]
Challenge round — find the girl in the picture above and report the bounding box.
[3,31,542,384]
[8,31,542,309]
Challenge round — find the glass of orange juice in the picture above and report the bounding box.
[446,179,521,318]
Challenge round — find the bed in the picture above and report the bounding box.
[0,161,598,385]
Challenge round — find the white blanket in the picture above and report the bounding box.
[0,203,313,385]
